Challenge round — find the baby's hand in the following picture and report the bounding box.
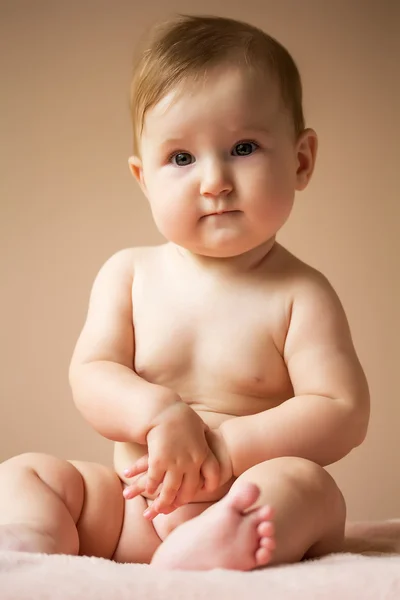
[123,454,212,519]
[123,427,234,519]
[123,456,176,516]
[204,428,233,488]
[123,402,220,518]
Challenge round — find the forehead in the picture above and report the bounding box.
[141,67,284,141]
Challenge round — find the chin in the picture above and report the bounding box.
[193,238,260,258]
[199,249,244,258]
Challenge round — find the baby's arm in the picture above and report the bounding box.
[219,272,370,477]
[69,249,220,510]
[69,249,180,444]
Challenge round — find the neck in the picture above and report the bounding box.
[170,238,277,276]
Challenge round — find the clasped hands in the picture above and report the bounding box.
[122,402,233,520]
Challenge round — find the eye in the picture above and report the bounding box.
[232,141,259,156]
[170,152,195,167]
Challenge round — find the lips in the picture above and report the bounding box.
[208,210,240,216]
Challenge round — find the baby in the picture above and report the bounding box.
[0,14,370,571]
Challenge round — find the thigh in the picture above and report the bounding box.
[69,460,125,559]
[112,490,163,564]
[71,462,167,564]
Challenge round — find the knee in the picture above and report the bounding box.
[241,457,345,514]
[269,457,341,493]
[2,452,56,471]
[288,458,346,533]
[272,457,329,486]
[273,457,346,520]
[241,456,326,483]
[1,453,83,498]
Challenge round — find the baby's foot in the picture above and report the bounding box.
[151,481,275,571]
[0,523,57,553]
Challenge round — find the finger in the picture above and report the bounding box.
[146,462,166,495]
[123,473,148,500]
[123,455,149,478]
[153,470,182,513]
[162,504,179,514]
[174,470,200,506]
[143,504,159,520]
[144,502,178,520]
[201,452,220,492]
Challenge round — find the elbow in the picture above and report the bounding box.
[68,363,78,399]
[68,364,77,392]
[341,391,370,452]
[320,394,370,467]
[68,361,91,410]
[351,403,370,448]
[68,355,83,391]
[69,358,98,389]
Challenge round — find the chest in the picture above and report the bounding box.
[131,266,291,400]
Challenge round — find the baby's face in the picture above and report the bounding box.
[131,66,314,258]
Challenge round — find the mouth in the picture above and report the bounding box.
[207,210,241,216]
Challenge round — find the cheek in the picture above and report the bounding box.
[246,160,295,220]
[146,175,196,237]
[243,160,280,198]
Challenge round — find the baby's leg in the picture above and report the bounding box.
[0,452,160,562]
[237,457,346,565]
[0,453,86,554]
[152,457,345,570]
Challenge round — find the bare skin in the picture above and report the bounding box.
[151,482,276,570]
[0,65,369,570]
[0,242,362,569]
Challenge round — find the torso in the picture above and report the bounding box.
[114,241,300,500]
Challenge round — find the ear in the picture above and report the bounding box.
[295,128,318,191]
[128,156,147,195]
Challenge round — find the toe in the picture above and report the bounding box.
[258,521,274,537]
[255,547,271,567]
[258,505,274,520]
[260,536,276,550]
[252,505,273,525]
[225,481,260,513]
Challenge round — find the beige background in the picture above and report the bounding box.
[1,0,399,521]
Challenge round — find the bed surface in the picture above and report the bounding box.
[1,521,400,599]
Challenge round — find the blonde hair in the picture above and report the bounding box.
[130,14,305,155]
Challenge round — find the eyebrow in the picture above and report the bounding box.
[159,138,186,148]
[158,127,273,148]
[235,126,272,135]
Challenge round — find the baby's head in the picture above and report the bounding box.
[129,14,317,259]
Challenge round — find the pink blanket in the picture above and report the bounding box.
[1,521,400,599]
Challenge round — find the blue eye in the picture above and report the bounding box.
[232,141,258,156]
[171,152,195,167]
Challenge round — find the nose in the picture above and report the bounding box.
[199,159,233,197]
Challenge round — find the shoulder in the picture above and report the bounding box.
[273,246,354,361]
[95,244,166,281]
[272,244,342,308]
[271,245,351,352]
